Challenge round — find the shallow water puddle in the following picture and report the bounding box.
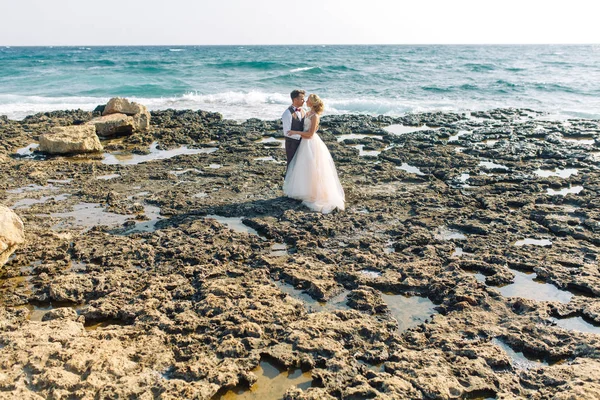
[269,243,289,257]
[514,238,552,247]
[498,270,572,304]
[534,168,578,178]
[50,202,162,233]
[96,173,121,180]
[11,193,70,209]
[254,156,282,163]
[434,226,467,241]
[15,143,39,156]
[478,161,509,171]
[384,124,439,135]
[551,317,600,335]
[274,280,349,312]
[216,360,313,400]
[121,204,163,234]
[561,136,595,145]
[7,184,58,194]
[396,163,426,175]
[448,130,470,142]
[102,142,218,165]
[384,240,395,254]
[169,168,202,176]
[50,202,130,230]
[26,302,84,322]
[337,133,384,142]
[206,215,264,239]
[546,186,584,196]
[380,293,438,332]
[492,338,549,369]
[359,269,382,278]
[352,145,380,157]
[259,136,285,147]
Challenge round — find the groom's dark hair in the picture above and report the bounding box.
[290,89,306,100]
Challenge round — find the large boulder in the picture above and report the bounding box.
[0,205,25,267]
[38,125,103,155]
[87,113,135,137]
[102,97,151,132]
[103,97,146,116]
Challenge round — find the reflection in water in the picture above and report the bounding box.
[274,280,349,312]
[102,142,218,165]
[15,143,39,156]
[352,145,380,157]
[448,130,470,141]
[380,293,437,332]
[206,215,263,238]
[492,338,549,370]
[337,133,384,142]
[217,360,313,400]
[384,125,439,135]
[479,161,509,170]
[396,163,425,175]
[96,173,121,180]
[269,243,288,257]
[259,137,285,147]
[514,238,552,247]
[49,202,162,233]
[498,270,572,304]
[11,194,70,209]
[551,317,600,335]
[546,186,584,196]
[435,226,467,241]
[534,168,578,178]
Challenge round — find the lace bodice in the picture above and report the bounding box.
[303,113,314,132]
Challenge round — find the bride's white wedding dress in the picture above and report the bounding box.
[283,114,345,213]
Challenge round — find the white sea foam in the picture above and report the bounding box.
[0,91,597,122]
[289,66,319,73]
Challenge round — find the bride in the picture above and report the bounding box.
[283,94,345,214]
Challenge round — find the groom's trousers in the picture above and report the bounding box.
[285,137,302,165]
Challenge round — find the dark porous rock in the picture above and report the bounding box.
[1,107,600,399]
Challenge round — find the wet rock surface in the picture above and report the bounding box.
[1,107,599,399]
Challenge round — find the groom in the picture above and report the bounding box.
[282,89,306,166]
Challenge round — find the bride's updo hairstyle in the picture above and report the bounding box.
[309,94,325,115]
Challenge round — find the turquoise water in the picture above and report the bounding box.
[1,45,599,120]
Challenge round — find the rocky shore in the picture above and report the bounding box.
[1,107,599,399]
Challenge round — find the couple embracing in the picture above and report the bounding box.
[281,89,345,214]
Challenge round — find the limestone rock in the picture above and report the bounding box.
[103,97,146,116]
[39,125,103,154]
[87,113,135,137]
[100,98,151,132]
[0,204,25,258]
[132,109,151,131]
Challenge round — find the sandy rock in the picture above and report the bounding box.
[87,113,135,137]
[102,97,151,132]
[132,109,151,131]
[0,205,25,266]
[103,97,147,116]
[38,125,103,154]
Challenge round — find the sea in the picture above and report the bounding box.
[1,45,599,121]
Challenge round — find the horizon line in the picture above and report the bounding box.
[2,43,599,47]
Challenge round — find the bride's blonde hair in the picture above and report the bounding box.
[308,94,324,115]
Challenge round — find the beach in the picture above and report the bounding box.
[1,106,599,399]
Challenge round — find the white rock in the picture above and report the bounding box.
[39,125,103,154]
[0,205,25,266]
[103,97,146,116]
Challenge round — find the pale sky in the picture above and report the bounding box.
[1,0,598,46]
